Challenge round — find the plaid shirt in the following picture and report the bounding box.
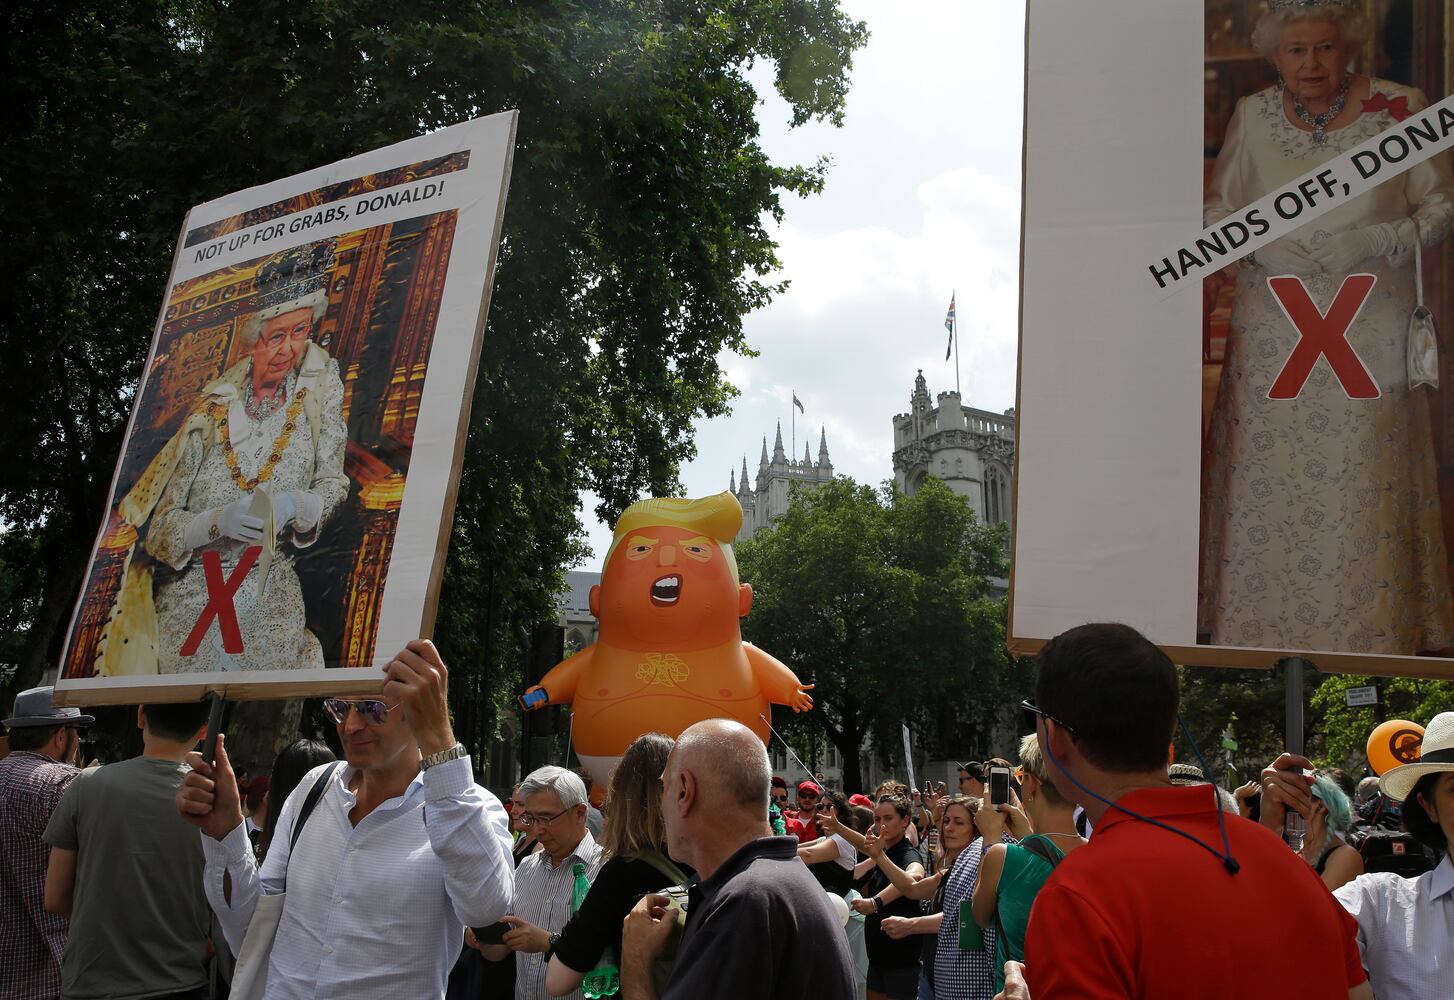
[933,836,1006,1000]
[0,751,79,1000]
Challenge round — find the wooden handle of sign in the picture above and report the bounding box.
[201,692,226,764]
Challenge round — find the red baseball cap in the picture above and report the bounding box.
[797,780,822,796]
[847,793,873,808]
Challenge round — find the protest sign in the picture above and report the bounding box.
[1012,1,1454,679]
[57,112,517,703]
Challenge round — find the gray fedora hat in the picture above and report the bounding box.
[4,686,95,729]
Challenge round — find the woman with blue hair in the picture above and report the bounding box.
[1302,772,1364,891]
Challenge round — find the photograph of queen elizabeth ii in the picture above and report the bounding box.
[132,241,348,674]
[61,213,460,680]
[1198,0,1454,657]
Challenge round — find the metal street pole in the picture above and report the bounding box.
[1284,657,1307,757]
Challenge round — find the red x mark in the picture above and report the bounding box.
[1267,274,1379,400]
[179,547,261,657]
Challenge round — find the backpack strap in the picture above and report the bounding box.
[1016,835,1064,870]
[283,762,342,890]
[634,849,691,888]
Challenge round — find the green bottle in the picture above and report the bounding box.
[571,863,591,912]
[571,863,620,998]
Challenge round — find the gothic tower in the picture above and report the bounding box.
[730,424,835,541]
[891,370,1016,527]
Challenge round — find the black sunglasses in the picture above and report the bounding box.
[323,698,399,726]
[1020,699,1076,736]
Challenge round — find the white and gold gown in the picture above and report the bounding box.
[1200,80,1454,654]
[145,352,348,671]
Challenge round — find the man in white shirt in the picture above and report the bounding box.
[478,765,603,1000]
[176,639,514,1000]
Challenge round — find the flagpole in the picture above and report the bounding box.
[952,291,961,396]
[791,388,796,462]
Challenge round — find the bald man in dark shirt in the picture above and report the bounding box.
[621,719,854,1000]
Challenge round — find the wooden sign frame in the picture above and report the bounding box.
[56,113,517,705]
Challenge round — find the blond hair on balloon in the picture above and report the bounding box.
[604,492,743,582]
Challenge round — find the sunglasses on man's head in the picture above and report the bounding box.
[323,698,399,726]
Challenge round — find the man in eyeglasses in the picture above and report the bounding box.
[176,639,515,1000]
[770,776,790,811]
[794,781,823,842]
[474,765,602,1000]
[957,762,986,799]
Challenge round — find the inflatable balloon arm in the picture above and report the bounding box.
[522,645,594,710]
[744,643,814,712]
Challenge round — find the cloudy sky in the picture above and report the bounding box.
[576,0,1027,565]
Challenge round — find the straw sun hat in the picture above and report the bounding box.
[1379,711,1454,803]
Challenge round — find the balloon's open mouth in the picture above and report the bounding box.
[651,575,681,606]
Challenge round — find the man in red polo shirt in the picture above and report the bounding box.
[1017,623,1370,1000]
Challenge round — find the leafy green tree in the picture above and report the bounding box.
[0,0,868,768]
[1310,674,1454,769]
[1178,662,1454,780]
[736,477,1017,792]
[1176,661,1319,781]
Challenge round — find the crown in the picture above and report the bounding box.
[1267,0,1354,12]
[254,239,336,312]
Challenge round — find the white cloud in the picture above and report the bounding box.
[574,1,1028,565]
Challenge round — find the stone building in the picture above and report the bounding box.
[731,422,834,541]
[892,370,1016,528]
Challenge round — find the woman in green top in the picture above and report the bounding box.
[971,734,1086,992]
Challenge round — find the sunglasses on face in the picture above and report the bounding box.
[323,698,400,726]
[772,793,788,802]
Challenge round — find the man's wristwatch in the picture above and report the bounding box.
[545,931,562,960]
[421,742,468,770]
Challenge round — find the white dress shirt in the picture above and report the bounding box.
[510,829,603,1000]
[1334,853,1452,1000]
[201,757,514,1000]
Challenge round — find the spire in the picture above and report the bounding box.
[729,468,736,493]
[803,440,812,465]
[740,455,751,493]
[759,436,769,469]
[818,426,831,466]
[772,422,786,462]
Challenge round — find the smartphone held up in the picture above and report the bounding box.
[989,766,1012,806]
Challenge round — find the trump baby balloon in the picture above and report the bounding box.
[521,492,813,784]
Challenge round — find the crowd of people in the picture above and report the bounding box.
[2,626,1451,999]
